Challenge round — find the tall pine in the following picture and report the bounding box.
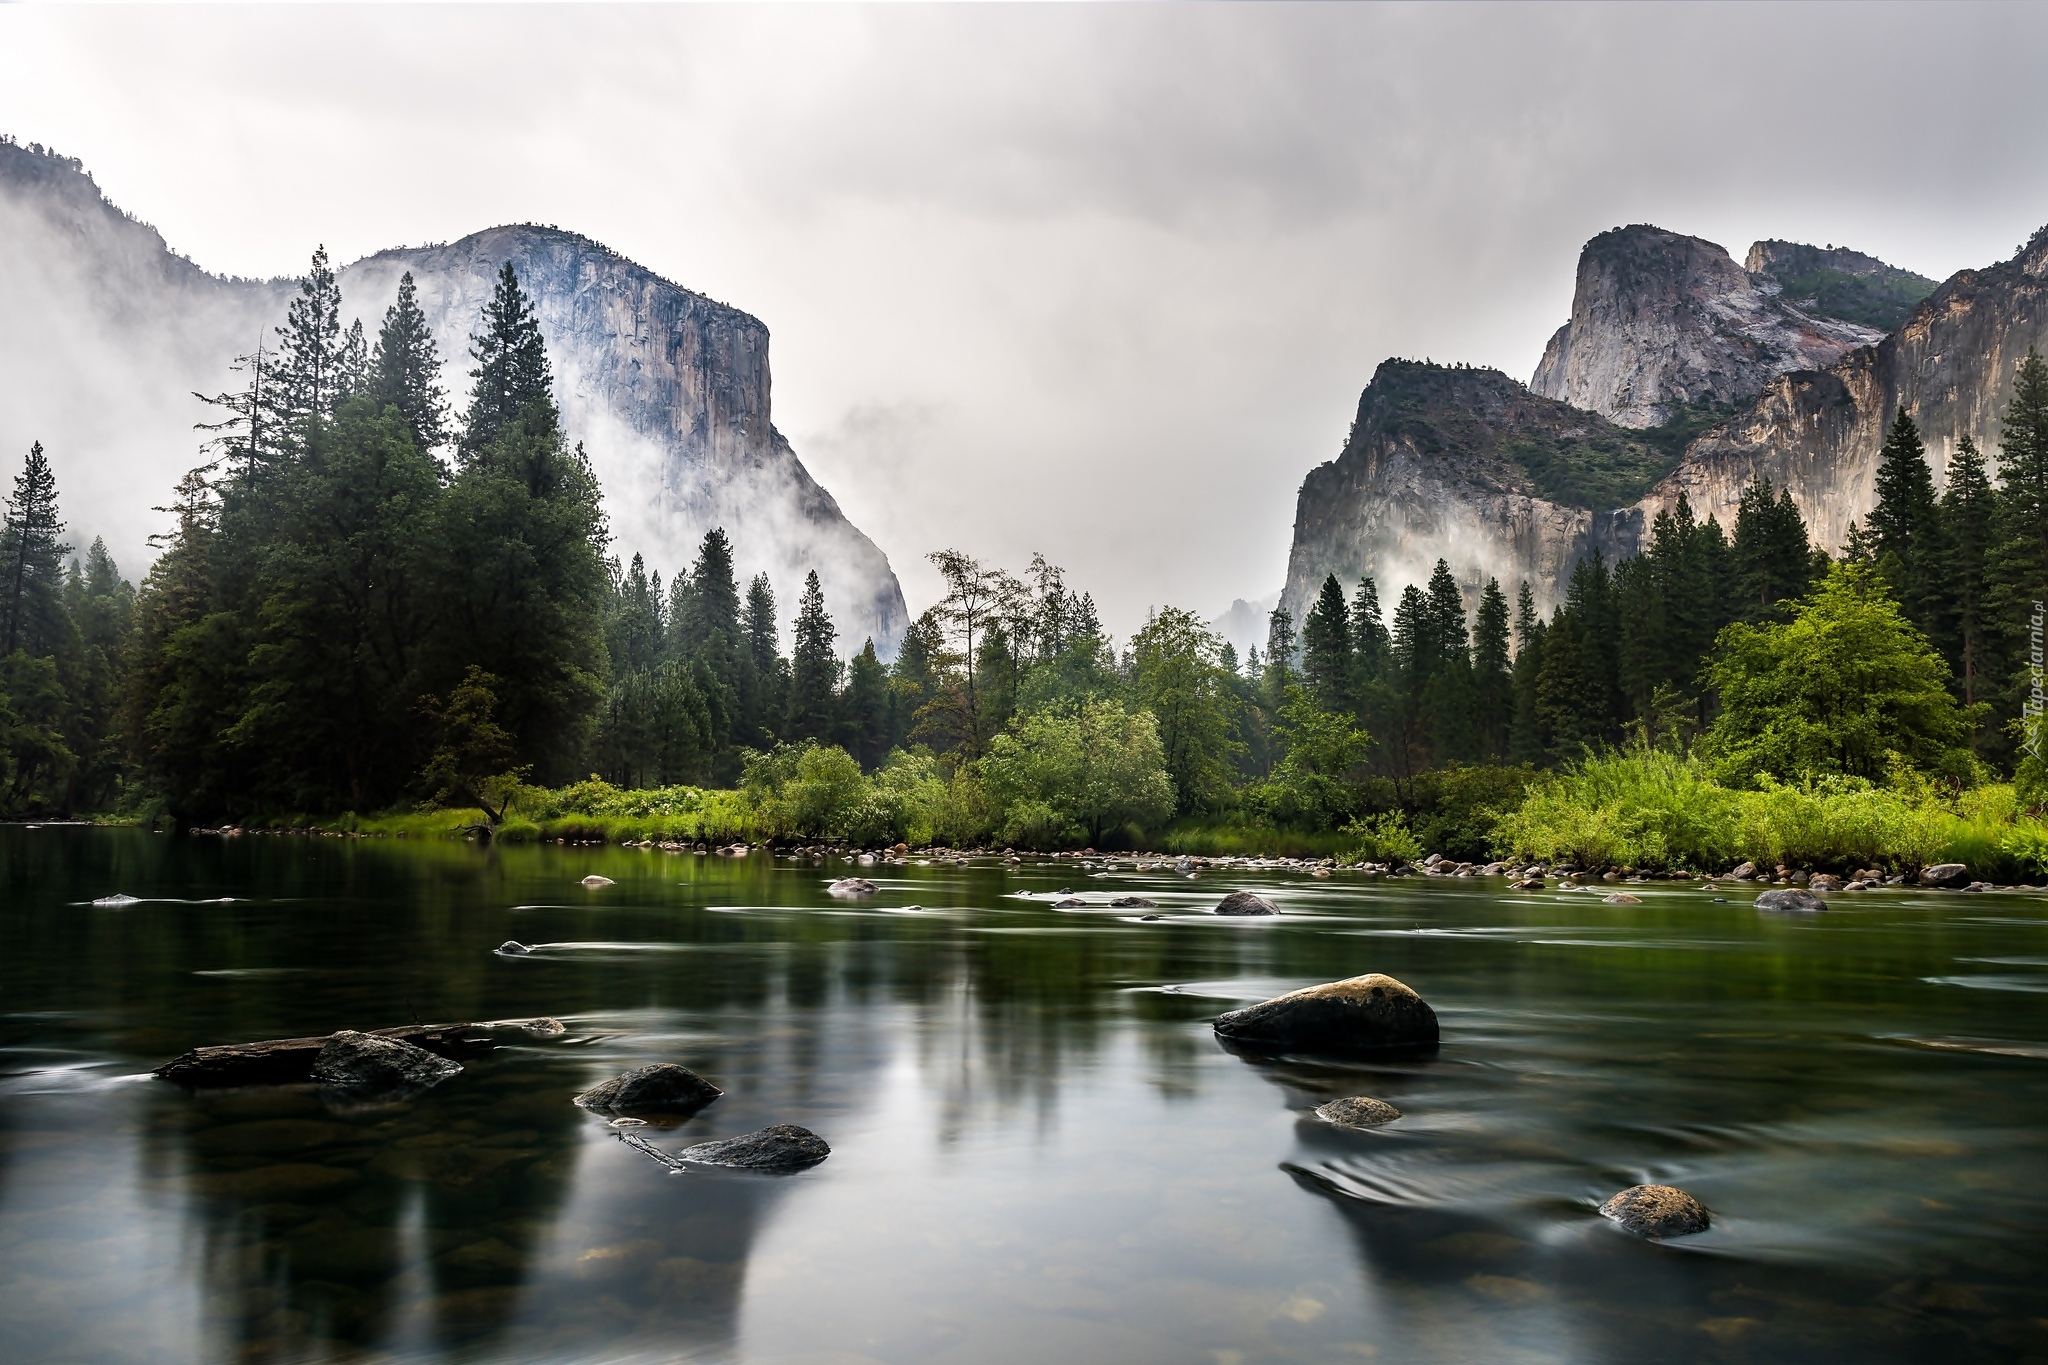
[787,569,840,742]
[1866,406,1948,641]
[371,271,449,454]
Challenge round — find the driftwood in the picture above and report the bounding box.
[153,1023,495,1087]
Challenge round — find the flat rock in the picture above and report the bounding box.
[311,1030,462,1094]
[1215,890,1278,916]
[575,1063,723,1116]
[1052,896,1089,908]
[1918,863,1971,889]
[1314,1095,1402,1129]
[1599,1183,1710,1238]
[677,1123,830,1170]
[154,1023,493,1087]
[827,878,878,898]
[1603,892,1642,904]
[1212,973,1438,1053]
[1755,888,1827,912]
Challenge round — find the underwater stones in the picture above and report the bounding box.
[1918,863,1971,889]
[311,1030,462,1095]
[1109,896,1157,908]
[1212,973,1438,1054]
[1215,890,1278,916]
[496,941,531,955]
[827,877,878,898]
[1603,892,1643,904]
[1139,914,1163,921]
[677,1123,831,1171]
[575,1063,723,1116]
[1314,1095,1402,1129]
[1755,888,1827,912]
[580,875,614,887]
[1599,1183,1710,1238]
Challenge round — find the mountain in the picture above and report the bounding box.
[1529,224,1933,428]
[0,138,907,653]
[1281,223,2040,629]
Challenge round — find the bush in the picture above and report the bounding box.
[1342,811,1423,864]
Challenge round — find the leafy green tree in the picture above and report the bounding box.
[787,569,841,743]
[1128,605,1242,814]
[978,699,1174,847]
[417,665,528,825]
[1255,687,1374,829]
[370,270,449,454]
[1702,560,1976,785]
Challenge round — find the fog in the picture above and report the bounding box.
[3,3,2046,634]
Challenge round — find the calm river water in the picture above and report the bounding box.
[2,827,2045,1364]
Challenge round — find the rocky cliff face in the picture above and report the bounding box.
[0,139,905,652]
[1530,225,1895,427]
[1639,224,2048,552]
[1279,361,1649,626]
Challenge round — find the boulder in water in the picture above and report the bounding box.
[575,1063,723,1116]
[1729,862,1757,881]
[311,1030,462,1095]
[1603,892,1642,904]
[496,941,532,955]
[1918,863,1971,889]
[1599,1183,1710,1238]
[1314,1095,1402,1129]
[1215,890,1278,916]
[1212,973,1437,1053]
[677,1123,830,1170]
[1755,888,1827,912]
[828,878,879,898]
[1053,897,1089,908]
[1807,874,1843,892]
[581,875,614,888]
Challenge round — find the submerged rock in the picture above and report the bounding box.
[827,878,879,898]
[1139,914,1164,922]
[677,1123,830,1170]
[496,941,532,956]
[581,875,615,888]
[575,1063,723,1116]
[1212,973,1438,1053]
[1052,897,1089,908]
[1110,895,1158,909]
[1599,1183,1710,1238]
[92,893,143,907]
[1314,1095,1402,1129]
[1755,888,1827,912]
[1918,863,1971,889]
[501,1017,565,1036]
[1602,892,1643,904]
[1215,890,1279,917]
[1507,877,1544,890]
[311,1030,462,1095]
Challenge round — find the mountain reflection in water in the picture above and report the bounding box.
[0,827,2045,1363]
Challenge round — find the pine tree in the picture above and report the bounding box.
[1422,560,1477,760]
[1472,577,1513,760]
[371,271,449,453]
[337,319,369,401]
[1939,435,1996,713]
[1349,576,1391,686]
[787,569,840,742]
[274,245,347,440]
[1508,580,1547,764]
[842,640,891,769]
[460,262,556,462]
[1300,574,1353,711]
[2,442,69,656]
[743,572,784,740]
[1261,606,1296,710]
[606,553,664,674]
[1989,347,2048,743]
[1866,406,1948,639]
[1732,477,1814,621]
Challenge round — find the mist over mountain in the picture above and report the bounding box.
[0,138,906,654]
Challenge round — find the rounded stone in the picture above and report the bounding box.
[1918,863,1971,889]
[1599,1183,1710,1238]
[1110,896,1157,909]
[1755,888,1827,912]
[575,1063,723,1116]
[1314,1095,1403,1129]
[581,875,614,888]
[1215,890,1279,916]
[827,878,878,898]
[677,1123,831,1171]
[1212,973,1438,1053]
[311,1030,462,1094]
[496,941,531,955]
[1603,892,1642,904]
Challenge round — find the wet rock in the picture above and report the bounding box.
[1807,874,1843,892]
[1918,863,1971,889]
[1729,862,1757,881]
[1053,897,1089,908]
[1508,877,1544,890]
[1110,895,1158,909]
[1215,890,1279,916]
[1139,914,1163,922]
[1481,863,1507,875]
[494,1017,565,1036]
[581,875,614,888]
[1599,1183,1710,1238]
[677,1124,830,1171]
[1314,1095,1402,1129]
[311,1030,462,1095]
[1602,892,1642,904]
[1755,888,1827,912]
[1212,973,1438,1053]
[575,1063,723,1116]
[496,941,531,956]
[827,878,878,898]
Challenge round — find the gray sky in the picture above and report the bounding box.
[4,3,2046,636]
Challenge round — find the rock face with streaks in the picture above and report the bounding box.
[0,139,906,651]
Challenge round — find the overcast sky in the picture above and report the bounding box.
[4,2,2047,634]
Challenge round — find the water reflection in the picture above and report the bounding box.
[1,829,2045,1362]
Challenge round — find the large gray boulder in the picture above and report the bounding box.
[828,878,879,898]
[1314,1095,1402,1129]
[1215,890,1278,916]
[678,1124,830,1170]
[311,1030,462,1094]
[1755,888,1827,912]
[1599,1183,1710,1238]
[1918,863,1971,889]
[1212,974,1438,1053]
[575,1063,723,1116]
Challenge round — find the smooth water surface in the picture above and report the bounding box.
[2,828,2045,1364]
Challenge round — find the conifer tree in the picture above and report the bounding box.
[1866,406,1948,639]
[1261,606,1296,709]
[1349,576,1391,686]
[787,569,840,742]
[1422,560,1477,761]
[1300,574,1353,711]
[1732,477,1815,621]
[460,262,556,463]
[1988,347,2048,737]
[1472,577,1513,760]
[274,245,347,439]
[1939,435,1996,712]
[337,318,369,401]
[1508,581,1547,764]
[371,271,449,453]
[743,572,784,740]
[841,640,891,769]
[2,442,69,656]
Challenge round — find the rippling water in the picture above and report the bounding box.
[2,827,2045,1363]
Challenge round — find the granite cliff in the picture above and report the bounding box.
[0,139,906,652]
